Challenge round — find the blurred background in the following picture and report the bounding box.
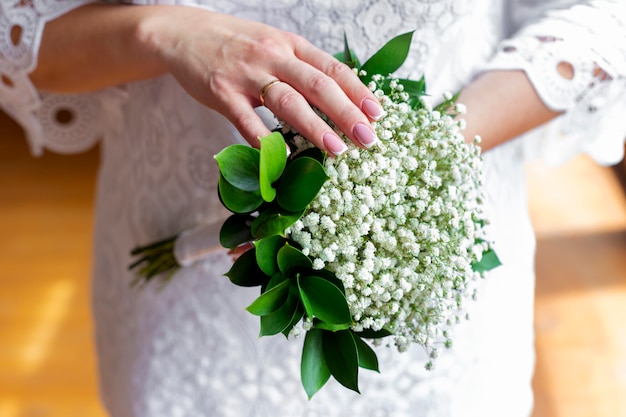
[0,110,625,417]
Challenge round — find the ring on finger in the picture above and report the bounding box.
[259,79,282,106]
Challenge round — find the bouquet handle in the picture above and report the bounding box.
[173,221,224,267]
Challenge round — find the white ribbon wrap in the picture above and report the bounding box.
[173,221,224,268]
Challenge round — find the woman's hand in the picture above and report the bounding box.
[140,8,382,153]
[32,4,383,155]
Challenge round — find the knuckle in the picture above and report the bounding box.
[274,89,301,112]
[324,59,351,79]
[254,36,287,61]
[208,75,226,95]
[307,73,334,94]
[232,111,258,137]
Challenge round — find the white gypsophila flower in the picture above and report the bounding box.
[285,76,492,363]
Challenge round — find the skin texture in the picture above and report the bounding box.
[30,4,381,154]
[458,70,561,151]
[29,4,561,154]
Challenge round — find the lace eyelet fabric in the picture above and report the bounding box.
[33,92,102,153]
[0,1,624,416]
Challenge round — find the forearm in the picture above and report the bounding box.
[30,4,168,93]
[458,70,562,152]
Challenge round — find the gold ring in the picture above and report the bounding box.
[259,79,281,106]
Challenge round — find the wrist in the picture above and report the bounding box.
[127,6,177,80]
[458,70,560,152]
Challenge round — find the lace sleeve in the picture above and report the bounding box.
[0,0,129,156]
[483,0,626,166]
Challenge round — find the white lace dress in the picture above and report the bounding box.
[1,1,625,416]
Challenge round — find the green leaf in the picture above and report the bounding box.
[265,272,289,292]
[281,303,305,338]
[396,76,426,97]
[298,276,352,325]
[333,32,361,68]
[251,206,304,238]
[322,330,360,393]
[355,328,393,339]
[254,235,287,276]
[385,77,427,109]
[219,214,254,249]
[259,132,288,202]
[277,157,328,212]
[277,244,312,275]
[293,147,326,165]
[434,90,461,113]
[361,31,414,83]
[301,329,331,399]
[246,279,290,316]
[312,321,351,332]
[472,248,502,273]
[218,174,263,214]
[311,268,346,295]
[224,248,268,287]
[260,282,300,336]
[354,335,379,372]
[214,145,260,191]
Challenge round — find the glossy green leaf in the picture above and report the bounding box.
[361,31,414,83]
[298,276,352,325]
[259,132,288,202]
[434,90,461,113]
[311,268,346,295]
[293,147,326,165]
[301,328,331,399]
[251,206,304,239]
[254,235,286,276]
[298,277,313,321]
[281,303,305,338]
[260,283,300,336]
[277,157,328,212]
[333,32,361,68]
[224,248,268,287]
[265,272,289,292]
[383,77,427,109]
[312,321,351,332]
[355,328,393,339]
[472,248,502,273]
[246,279,290,316]
[218,174,263,214]
[219,214,254,249]
[214,145,260,191]
[354,335,379,372]
[277,244,312,275]
[322,330,360,393]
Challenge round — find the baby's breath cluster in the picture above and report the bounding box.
[286,76,491,355]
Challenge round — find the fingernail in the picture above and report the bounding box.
[353,123,378,148]
[362,98,384,121]
[323,132,348,156]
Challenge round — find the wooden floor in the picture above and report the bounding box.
[1,110,625,417]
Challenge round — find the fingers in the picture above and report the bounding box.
[197,23,384,154]
[260,42,383,155]
[260,79,350,155]
[296,63,379,149]
[222,94,272,149]
[296,42,384,121]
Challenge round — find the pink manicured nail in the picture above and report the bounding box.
[362,98,384,121]
[323,132,348,156]
[353,123,378,148]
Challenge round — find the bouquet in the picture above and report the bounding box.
[130,31,500,399]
